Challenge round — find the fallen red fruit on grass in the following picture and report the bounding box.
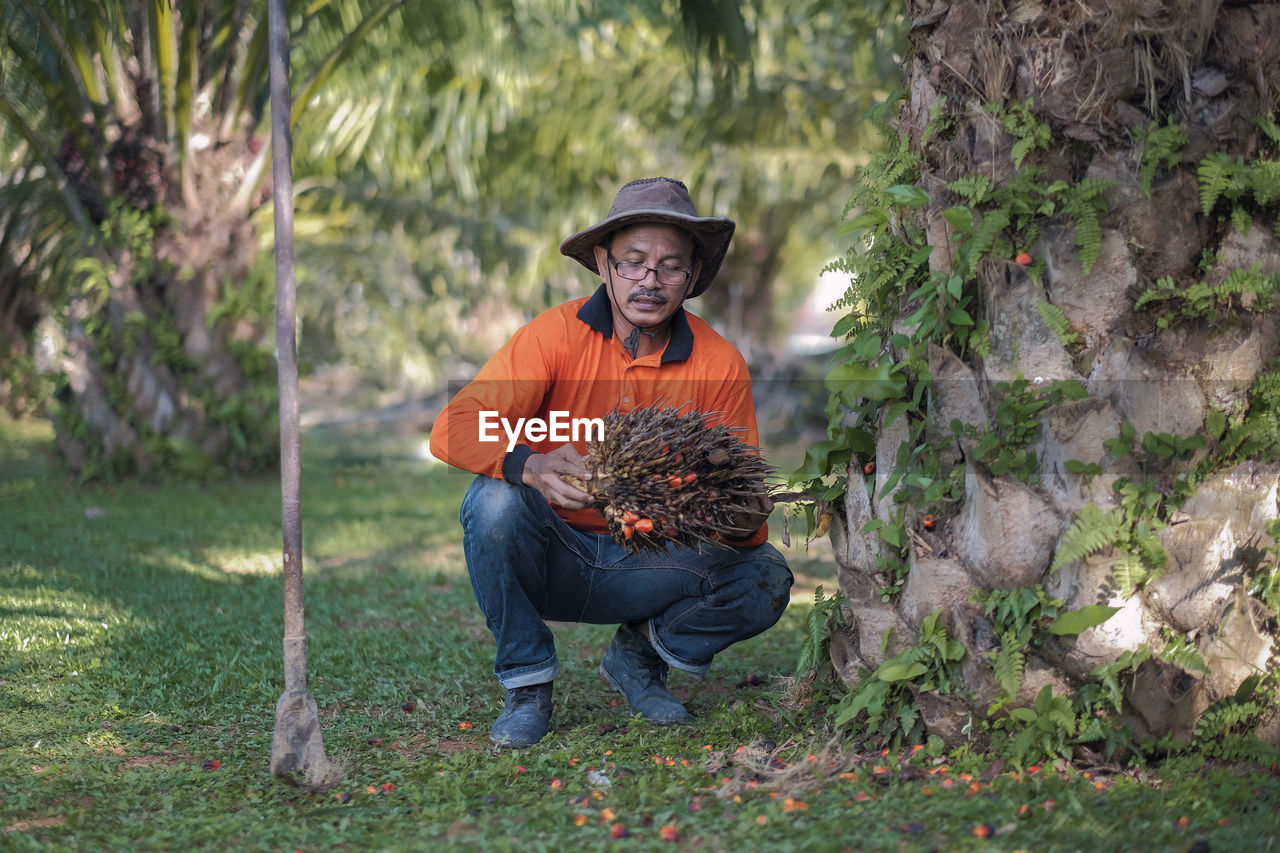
[1015,252,1033,265]
[458,721,474,731]
[610,823,629,839]
[922,514,936,531]
[659,825,679,842]
[402,702,415,713]
[378,783,395,794]
[973,823,995,839]
[202,759,220,770]
[782,797,809,812]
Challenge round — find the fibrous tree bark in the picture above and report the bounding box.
[814,0,1280,760]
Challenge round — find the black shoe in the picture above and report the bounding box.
[599,624,689,725]
[489,682,553,748]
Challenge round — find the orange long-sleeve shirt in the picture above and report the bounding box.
[430,286,768,547]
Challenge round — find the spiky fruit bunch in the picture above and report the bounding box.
[576,402,774,553]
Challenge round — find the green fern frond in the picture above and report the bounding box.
[1073,208,1103,275]
[1136,118,1189,195]
[1068,178,1115,206]
[1231,204,1253,234]
[1133,276,1179,312]
[1160,632,1209,674]
[1036,300,1070,338]
[1111,552,1149,597]
[1198,153,1235,216]
[796,586,844,676]
[948,175,993,204]
[1260,115,1280,145]
[1134,532,1168,576]
[969,208,1010,260]
[1057,179,1111,275]
[1245,159,1280,205]
[1052,505,1127,571]
[1001,100,1051,169]
[989,641,1026,698]
[1192,678,1271,760]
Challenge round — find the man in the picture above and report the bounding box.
[431,177,793,747]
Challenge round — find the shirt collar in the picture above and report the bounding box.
[577,284,693,363]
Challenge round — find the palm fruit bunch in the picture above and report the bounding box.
[575,402,775,553]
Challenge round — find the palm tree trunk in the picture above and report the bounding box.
[826,0,1280,755]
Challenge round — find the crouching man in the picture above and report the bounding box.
[430,177,792,747]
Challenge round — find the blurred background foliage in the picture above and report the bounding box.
[0,0,905,475]
[285,0,906,394]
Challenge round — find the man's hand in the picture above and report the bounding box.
[522,444,593,509]
[722,493,773,541]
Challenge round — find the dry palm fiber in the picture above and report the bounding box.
[570,401,775,553]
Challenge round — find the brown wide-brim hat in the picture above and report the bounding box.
[560,177,735,298]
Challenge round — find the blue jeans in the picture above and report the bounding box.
[459,475,794,688]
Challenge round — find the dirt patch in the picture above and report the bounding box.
[389,732,487,757]
[123,752,192,769]
[119,743,196,771]
[4,796,94,833]
[4,815,68,833]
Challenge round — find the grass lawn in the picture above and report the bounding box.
[2,412,1278,851]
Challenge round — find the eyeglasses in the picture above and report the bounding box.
[607,253,692,288]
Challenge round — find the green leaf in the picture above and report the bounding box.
[1235,673,1261,702]
[823,361,909,402]
[885,185,930,207]
[1048,605,1120,635]
[943,206,975,233]
[831,312,861,339]
[879,523,905,549]
[844,210,889,231]
[789,438,853,485]
[875,660,927,682]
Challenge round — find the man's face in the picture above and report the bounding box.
[594,223,700,330]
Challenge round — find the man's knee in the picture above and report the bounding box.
[737,546,794,631]
[459,475,541,535]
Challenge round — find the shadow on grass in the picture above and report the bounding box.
[1,417,828,757]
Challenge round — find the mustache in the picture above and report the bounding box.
[627,288,669,304]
